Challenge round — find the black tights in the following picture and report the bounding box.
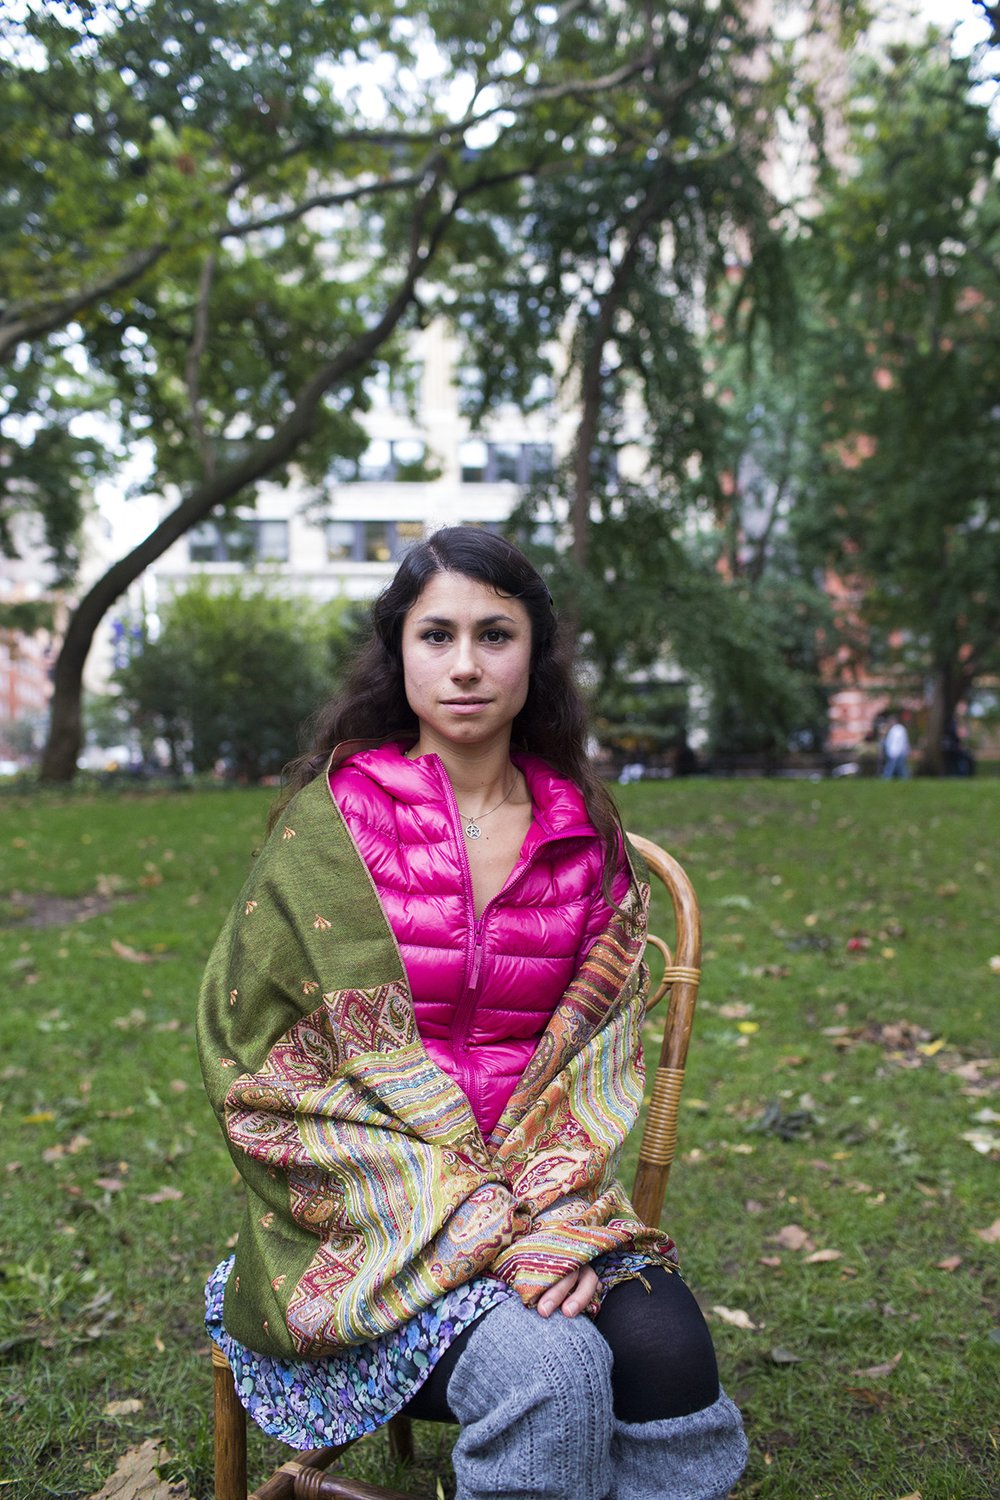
[404,1267,720,1425]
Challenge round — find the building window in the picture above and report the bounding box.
[459,441,554,485]
[362,521,392,561]
[394,520,425,555]
[188,518,289,564]
[342,439,428,482]
[325,520,425,563]
[459,439,488,483]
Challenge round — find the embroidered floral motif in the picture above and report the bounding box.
[312,914,332,930]
[244,900,258,916]
[282,826,296,839]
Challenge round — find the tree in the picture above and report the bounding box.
[114,584,351,779]
[2,0,666,780]
[791,38,1000,771]
[458,0,846,748]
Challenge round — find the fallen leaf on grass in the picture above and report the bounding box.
[710,1305,758,1330]
[113,1009,148,1030]
[140,1187,183,1204]
[43,1133,92,1163]
[103,1399,144,1417]
[962,1129,1000,1156]
[893,1492,922,1499]
[803,1248,843,1264]
[111,940,155,964]
[769,1346,802,1364]
[86,1440,190,1500]
[772,1224,814,1252]
[936,1255,963,1272]
[974,1219,1000,1244]
[844,1386,892,1409]
[853,1351,902,1379]
[95,1177,125,1193]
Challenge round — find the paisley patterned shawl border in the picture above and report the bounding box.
[197,774,676,1359]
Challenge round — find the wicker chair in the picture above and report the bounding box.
[210,832,701,1500]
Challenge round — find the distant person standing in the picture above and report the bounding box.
[882,714,911,779]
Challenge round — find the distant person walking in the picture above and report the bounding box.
[882,714,911,779]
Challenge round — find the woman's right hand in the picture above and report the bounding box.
[536,1264,600,1319]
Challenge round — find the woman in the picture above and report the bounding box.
[198,527,747,1499]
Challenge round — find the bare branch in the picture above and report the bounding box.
[224,155,443,240]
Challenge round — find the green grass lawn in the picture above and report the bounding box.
[1,778,997,1500]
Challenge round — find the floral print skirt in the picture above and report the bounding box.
[205,1249,666,1449]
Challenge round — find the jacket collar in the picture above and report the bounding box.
[341,740,599,850]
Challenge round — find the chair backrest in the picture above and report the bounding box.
[625,832,702,1228]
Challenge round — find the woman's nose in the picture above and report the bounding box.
[451,636,481,678]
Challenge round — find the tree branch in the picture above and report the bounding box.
[0,243,166,363]
[44,160,453,754]
[571,183,673,573]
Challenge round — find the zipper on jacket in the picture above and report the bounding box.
[434,755,594,1112]
[469,918,485,990]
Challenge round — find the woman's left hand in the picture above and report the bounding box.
[536,1264,600,1319]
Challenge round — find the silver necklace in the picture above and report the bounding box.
[457,774,517,840]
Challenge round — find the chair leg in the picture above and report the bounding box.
[386,1416,413,1465]
[213,1345,248,1500]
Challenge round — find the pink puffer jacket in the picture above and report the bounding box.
[330,742,630,1139]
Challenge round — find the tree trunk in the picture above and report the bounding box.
[569,184,671,635]
[922,659,965,777]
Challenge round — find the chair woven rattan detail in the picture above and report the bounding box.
[210,831,701,1500]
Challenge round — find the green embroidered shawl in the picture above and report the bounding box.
[197,772,675,1359]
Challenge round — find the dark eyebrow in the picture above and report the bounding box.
[414,613,519,627]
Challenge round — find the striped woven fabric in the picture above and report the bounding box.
[197,773,677,1360]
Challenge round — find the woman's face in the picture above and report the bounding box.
[401,571,533,755]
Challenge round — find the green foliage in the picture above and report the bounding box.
[113,584,352,778]
[4,0,818,781]
[510,476,825,758]
[456,1,826,757]
[789,41,1000,751]
[0,598,54,634]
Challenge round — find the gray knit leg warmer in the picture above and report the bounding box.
[446,1296,614,1500]
[609,1389,748,1500]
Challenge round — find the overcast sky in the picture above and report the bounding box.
[918,0,991,48]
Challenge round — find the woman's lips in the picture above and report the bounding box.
[442,699,490,713]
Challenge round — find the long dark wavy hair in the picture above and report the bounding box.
[275,526,624,895]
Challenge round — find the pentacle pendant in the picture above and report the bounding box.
[464,820,482,839]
